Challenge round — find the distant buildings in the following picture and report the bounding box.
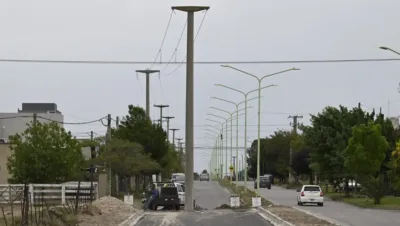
[0,103,64,143]
[0,103,64,183]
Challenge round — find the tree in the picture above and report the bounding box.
[100,139,161,191]
[301,105,374,185]
[344,121,389,204]
[202,169,208,174]
[7,121,85,183]
[291,147,312,181]
[114,105,169,164]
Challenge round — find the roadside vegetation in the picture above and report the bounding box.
[246,104,400,209]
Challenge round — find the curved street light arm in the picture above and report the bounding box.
[211,96,238,107]
[260,68,300,81]
[220,65,259,81]
[247,84,278,96]
[379,46,400,56]
[205,124,221,131]
[238,96,260,106]
[204,128,219,133]
[236,106,253,114]
[207,113,227,121]
[209,106,232,116]
[214,84,246,96]
[206,118,224,126]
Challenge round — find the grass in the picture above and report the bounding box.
[323,191,400,210]
[218,180,272,208]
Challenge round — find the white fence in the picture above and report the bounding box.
[0,182,98,205]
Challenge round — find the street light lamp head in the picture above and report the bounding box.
[220,65,229,68]
[380,46,389,50]
[292,68,300,71]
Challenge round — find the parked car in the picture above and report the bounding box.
[148,182,185,207]
[142,186,181,210]
[254,176,271,189]
[297,185,324,206]
[200,173,210,181]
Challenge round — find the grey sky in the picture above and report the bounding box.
[1,0,400,173]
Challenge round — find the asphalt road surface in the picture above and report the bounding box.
[237,181,400,226]
[134,181,273,226]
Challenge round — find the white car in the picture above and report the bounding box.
[297,185,324,206]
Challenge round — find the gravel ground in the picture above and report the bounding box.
[78,196,138,226]
[266,205,335,226]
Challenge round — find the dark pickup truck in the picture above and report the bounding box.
[143,186,181,210]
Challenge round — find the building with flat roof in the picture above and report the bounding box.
[0,103,64,142]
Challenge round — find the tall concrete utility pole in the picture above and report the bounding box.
[116,116,120,129]
[106,114,112,196]
[172,5,209,212]
[288,115,303,183]
[170,128,179,147]
[136,69,160,118]
[163,116,174,141]
[154,104,169,128]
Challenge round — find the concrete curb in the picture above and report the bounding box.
[292,206,346,226]
[118,210,146,226]
[257,207,295,226]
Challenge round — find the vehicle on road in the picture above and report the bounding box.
[297,185,324,206]
[174,174,185,185]
[254,175,272,189]
[171,173,184,183]
[199,173,210,181]
[142,186,181,210]
[147,182,185,206]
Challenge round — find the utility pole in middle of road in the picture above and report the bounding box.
[163,116,174,141]
[288,114,303,183]
[136,69,160,118]
[154,104,169,128]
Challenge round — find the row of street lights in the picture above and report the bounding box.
[206,45,399,193]
[207,65,299,193]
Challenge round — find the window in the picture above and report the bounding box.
[176,184,182,192]
[181,185,185,192]
[303,186,321,192]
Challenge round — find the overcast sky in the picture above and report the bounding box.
[1,0,400,173]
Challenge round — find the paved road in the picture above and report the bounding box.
[236,181,400,226]
[135,181,272,226]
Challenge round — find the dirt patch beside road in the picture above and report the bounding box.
[266,205,336,226]
[78,196,140,226]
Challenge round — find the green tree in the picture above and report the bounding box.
[301,105,374,185]
[100,139,161,190]
[114,105,169,164]
[7,121,85,183]
[202,169,208,174]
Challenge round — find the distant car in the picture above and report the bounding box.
[199,173,209,181]
[254,176,271,189]
[297,185,324,206]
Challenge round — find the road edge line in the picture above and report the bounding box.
[257,207,295,226]
[118,210,146,226]
[292,206,346,226]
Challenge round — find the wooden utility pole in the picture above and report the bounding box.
[288,115,303,183]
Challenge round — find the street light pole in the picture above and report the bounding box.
[206,118,226,179]
[211,96,258,185]
[220,65,299,193]
[172,5,209,212]
[214,84,275,190]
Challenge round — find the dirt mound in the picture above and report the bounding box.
[78,196,137,226]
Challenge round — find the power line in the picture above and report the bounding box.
[0,115,107,125]
[1,58,399,65]
[160,19,187,72]
[165,10,208,76]
[149,9,174,69]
